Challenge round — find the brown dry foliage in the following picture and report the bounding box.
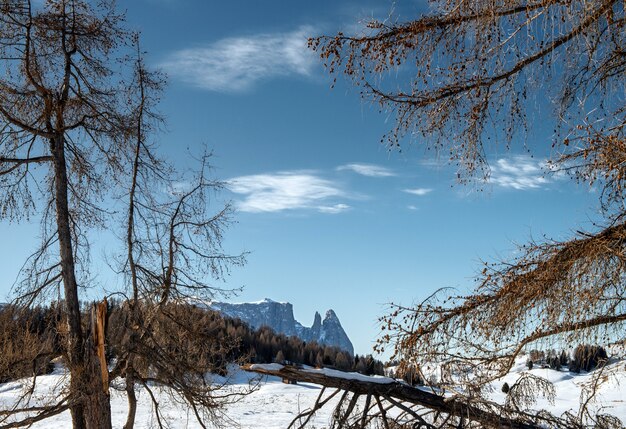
[0,1,247,428]
[309,0,625,427]
[0,306,56,384]
[106,301,251,429]
[310,0,624,182]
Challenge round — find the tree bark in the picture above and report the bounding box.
[82,353,112,429]
[123,369,137,429]
[51,133,86,429]
[51,134,112,429]
[84,301,112,429]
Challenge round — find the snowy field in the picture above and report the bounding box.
[0,365,336,429]
[0,357,624,428]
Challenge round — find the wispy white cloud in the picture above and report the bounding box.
[160,26,316,92]
[318,203,351,214]
[228,171,347,213]
[489,156,552,190]
[407,205,419,211]
[403,188,432,196]
[337,163,396,177]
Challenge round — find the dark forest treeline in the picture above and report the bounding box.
[0,300,384,383]
[0,303,61,383]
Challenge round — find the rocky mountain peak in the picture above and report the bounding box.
[208,299,354,355]
[320,309,353,355]
[312,311,322,328]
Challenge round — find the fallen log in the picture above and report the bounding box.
[242,363,548,429]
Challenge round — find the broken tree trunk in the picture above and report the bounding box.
[91,299,109,395]
[83,299,112,429]
[242,364,545,429]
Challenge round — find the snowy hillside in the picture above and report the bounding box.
[0,355,624,428]
[488,358,626,420]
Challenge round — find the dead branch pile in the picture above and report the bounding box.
[243,364,577,429]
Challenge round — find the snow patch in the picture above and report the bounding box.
[303,367,395,384]
[249,363,284,371]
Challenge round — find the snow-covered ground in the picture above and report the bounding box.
[0,357,624,428]
[0,365,336,429]
[489,357,626,421]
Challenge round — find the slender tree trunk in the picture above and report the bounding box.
[123,369,137,429]
[51,134,112,429]
[51,133,86,429]
[122,311,141,429]
[123,53,142,429]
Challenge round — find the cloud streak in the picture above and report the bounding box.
[318,203,351,214]
[337,163,396,177]
[489,156,552,190]
[160,27,316,92]
[228,171,347,213]
[403,188,432,196]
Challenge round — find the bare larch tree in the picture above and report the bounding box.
[108,45,247,429]
[0,1,132,426]
[0,1,246,428]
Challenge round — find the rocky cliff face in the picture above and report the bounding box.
[210,298,354,355]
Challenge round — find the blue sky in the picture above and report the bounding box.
[0,0,602,356]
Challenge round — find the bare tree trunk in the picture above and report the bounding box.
[92,301,109,396]
[82,357,112,429]
[84,301,112,429]
[123,369,137,429]
[82,362,112,429]
[51,135,112,429]
[51,134,86,429]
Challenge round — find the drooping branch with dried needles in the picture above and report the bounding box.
[303,0,626,427]
[310,0,624,182]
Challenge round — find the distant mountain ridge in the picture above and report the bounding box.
[207,298,354,355]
